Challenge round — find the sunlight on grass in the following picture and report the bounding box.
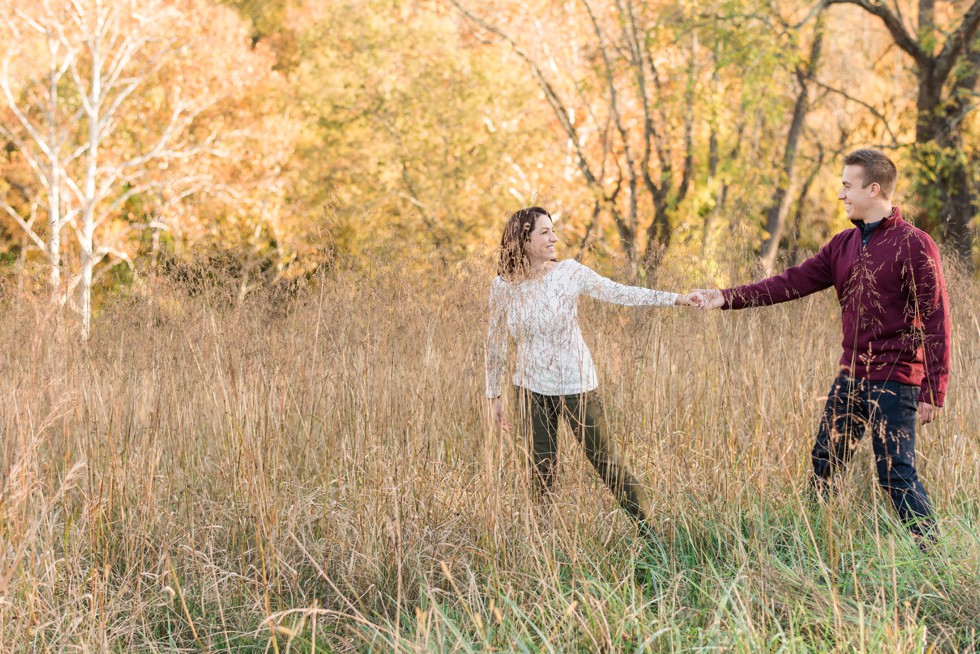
[1,255,977,652]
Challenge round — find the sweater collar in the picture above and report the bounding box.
[850,206,901,229]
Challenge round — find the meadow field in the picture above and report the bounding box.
[1,253,978,652]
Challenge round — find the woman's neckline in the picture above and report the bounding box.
[511,259,561,284]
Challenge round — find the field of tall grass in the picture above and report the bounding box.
[2,252,978,652]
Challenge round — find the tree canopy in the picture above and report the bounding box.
[2,0,977,329]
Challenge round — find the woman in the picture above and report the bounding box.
[486,206,691,526]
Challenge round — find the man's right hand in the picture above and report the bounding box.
[691,289,725,310]
[918,401,939,425]
[489,397,511,432]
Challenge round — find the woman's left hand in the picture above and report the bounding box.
[489,397,511,432]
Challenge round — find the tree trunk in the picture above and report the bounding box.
[79,224,94,339]
[915,65,976,264]
[46,50,63,306]
[760,11,824,273]
[825,0,980,268]
[79,28,103,341]
[942,150,975,261]
[47,160,62,305]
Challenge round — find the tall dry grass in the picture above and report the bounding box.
[1,251,978,652]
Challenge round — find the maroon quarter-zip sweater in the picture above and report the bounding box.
[722,207,951,406]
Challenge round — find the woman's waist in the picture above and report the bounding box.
[514,345,592,365]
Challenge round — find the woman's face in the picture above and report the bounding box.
[526,215,558,264]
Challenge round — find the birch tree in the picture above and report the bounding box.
[0,0,283,336]
[0,2,74,305]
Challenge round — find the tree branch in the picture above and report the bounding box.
[447,0,608,205]
[935,0,980,83]
[811,78,904,144]
[580,0,639,251]
[0,200,47,252]
[824,0,928,65]
[58,244,132,307]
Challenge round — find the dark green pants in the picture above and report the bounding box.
[515,387,648,523]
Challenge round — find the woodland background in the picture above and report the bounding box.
[1,0,978,334]
[3,2,980,652]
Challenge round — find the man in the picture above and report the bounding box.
[694,148,951,541]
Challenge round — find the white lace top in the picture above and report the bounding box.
[485,259,679,397]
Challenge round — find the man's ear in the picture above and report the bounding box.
[870,182,881,198]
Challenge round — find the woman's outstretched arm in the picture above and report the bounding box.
[572,260,684,307]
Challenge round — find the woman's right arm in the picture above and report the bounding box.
[574,260,680,307]
[485,278,510,428]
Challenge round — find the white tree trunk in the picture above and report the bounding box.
[78,25,103,341]
[78,224,94,339]
[46,156,62,305]
[46,48,63,306]
[3,0,243,338]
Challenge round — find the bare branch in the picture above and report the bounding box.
[102,37,182,129]
[824,0,928,65]
[0,200,47,252]
[580,0,639,249]
[0,128,50,194]
[58,244,132,306]
[1,61,61,163]
[811,78,904,144]
[447,0,607,198]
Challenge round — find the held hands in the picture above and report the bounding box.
[676,289,725,310]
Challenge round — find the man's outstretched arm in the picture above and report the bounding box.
[693,240,837,311]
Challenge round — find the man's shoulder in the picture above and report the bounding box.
[887,215,940,254]
[906,223,939,249]
[828,225,860,244]
[814,226,858,255]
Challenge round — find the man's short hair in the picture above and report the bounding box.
[843,148,898,199]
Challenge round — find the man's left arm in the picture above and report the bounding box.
[910,235,951,423]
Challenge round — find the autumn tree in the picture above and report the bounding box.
[286,0,548,264]
[824,0,980,265]
[751,4,829,272]
[447,0,712,273]
[679,0,836,271]
[0,0,296,332]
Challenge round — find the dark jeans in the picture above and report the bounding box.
[515,387,648,524]
[810,372,934,537]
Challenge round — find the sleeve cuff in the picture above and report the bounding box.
[917,386,945,408]
[721,288,734,310]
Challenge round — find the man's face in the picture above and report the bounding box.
[838,164,878,221]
